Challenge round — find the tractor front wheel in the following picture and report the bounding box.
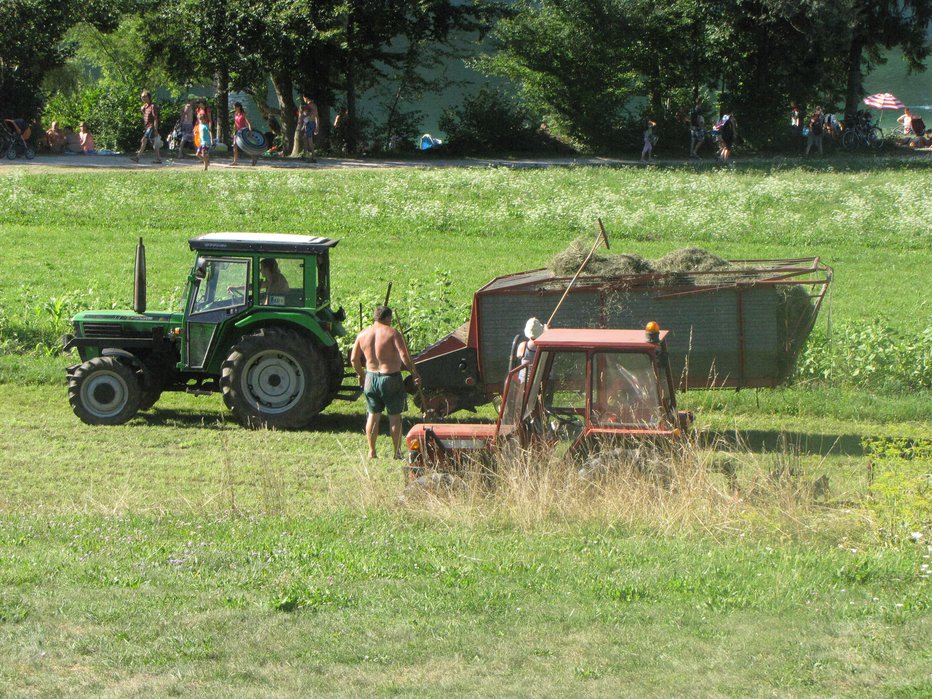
[68,356,143,425]
[221,328,329,429]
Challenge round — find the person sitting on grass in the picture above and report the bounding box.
[63,126,83,154]
[46,122,65,153]
[78,123,96,154]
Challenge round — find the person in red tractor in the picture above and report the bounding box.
[351,306,422,459]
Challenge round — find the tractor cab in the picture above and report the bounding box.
[182,233,344,373]
[405,324,688,476]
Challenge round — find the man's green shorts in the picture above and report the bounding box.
[363,371,407,415]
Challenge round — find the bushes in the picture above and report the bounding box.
[44,83,141,151]
[795,321,932,392]
[439,87,560,155]
[862,437,931,544]
[44,84,184,152]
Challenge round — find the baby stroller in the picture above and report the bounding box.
[167,118,195,157]
[2,119,36,160]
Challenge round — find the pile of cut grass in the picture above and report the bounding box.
[549,239,730,276]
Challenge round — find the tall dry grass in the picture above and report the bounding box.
[351,434,868,540]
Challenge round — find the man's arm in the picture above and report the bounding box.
[394,330,421,384]
[350,335,365,384]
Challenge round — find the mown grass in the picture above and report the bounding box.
[1,512,929,698]
[0,164,930,696]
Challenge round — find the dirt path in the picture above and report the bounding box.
[0,152,639,173]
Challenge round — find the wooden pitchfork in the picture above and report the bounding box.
[546,218,611,327]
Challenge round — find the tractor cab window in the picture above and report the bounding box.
[262,257,305,307]
[497,365,526,437]
[591,352,662,428]
[525,351,587,444]
[190,258,250,315]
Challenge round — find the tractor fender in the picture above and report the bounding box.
[101,348,144,368]
[99,348,158,389]
[234,311,336,347]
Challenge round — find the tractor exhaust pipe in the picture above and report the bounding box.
[133,237,147,314]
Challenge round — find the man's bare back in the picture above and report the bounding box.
[354,322,408,374]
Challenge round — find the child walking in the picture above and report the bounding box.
[196,113,212,170]
[231,102,257,166]
[641,119,657,163]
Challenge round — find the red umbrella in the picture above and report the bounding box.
[863,93,906,110]
[863,93,906,127]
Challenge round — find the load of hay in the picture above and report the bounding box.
[549,239,729,276]
[548,239,817,367]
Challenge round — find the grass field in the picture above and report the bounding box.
[0,162,930,696]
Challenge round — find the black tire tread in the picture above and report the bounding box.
[220,327,329,429]
[67,356,142,426]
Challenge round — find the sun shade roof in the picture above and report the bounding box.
[189,232,339,254]
[536,327,668,350]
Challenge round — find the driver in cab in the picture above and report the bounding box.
[227,258,289,305]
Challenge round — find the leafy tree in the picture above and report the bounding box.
[485,0,696,148]
[0,0,120,121]
[839,0,931,117]
[142,0,263,143]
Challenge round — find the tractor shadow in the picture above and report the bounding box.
[136,407,405,435]
[702,429,867,456]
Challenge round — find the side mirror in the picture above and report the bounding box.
[194,257,208,279]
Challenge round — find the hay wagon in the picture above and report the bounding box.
[412,257,832,416]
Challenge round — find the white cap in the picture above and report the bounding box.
[524,317,544,339]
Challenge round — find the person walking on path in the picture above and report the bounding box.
[195,112,212,170]
[717,111,736,162]
[689,104,705,159]
[299,95,319,162]
[351,305,422,460]
[640,119,657,163]
[231,102,257,166]
[131,90,161,163]
[805,106,824,157]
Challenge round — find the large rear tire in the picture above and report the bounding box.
[68,356,142,425]
[221,327,329,429]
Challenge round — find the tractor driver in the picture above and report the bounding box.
[226,258,288,304]
[259,258,288,304]
[351,305,422,459]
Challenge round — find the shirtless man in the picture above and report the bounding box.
[350,306,421,459]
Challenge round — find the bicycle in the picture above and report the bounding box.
[841,114,883,151]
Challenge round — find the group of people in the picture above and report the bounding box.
[641,101,738,164]
[127,90,320,168]
[45,121,96,154]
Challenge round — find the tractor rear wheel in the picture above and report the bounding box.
[221,327,329,429]
[68,356,143,425]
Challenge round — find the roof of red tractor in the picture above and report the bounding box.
[535,327,668,351]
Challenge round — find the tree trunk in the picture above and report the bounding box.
[345,11,358,153]
[271,72,297,154]
[844,36,864,119]
[215,66,230,144]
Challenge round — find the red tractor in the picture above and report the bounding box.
[405,323,691,476]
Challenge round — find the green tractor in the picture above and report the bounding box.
[63,233,350,428]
